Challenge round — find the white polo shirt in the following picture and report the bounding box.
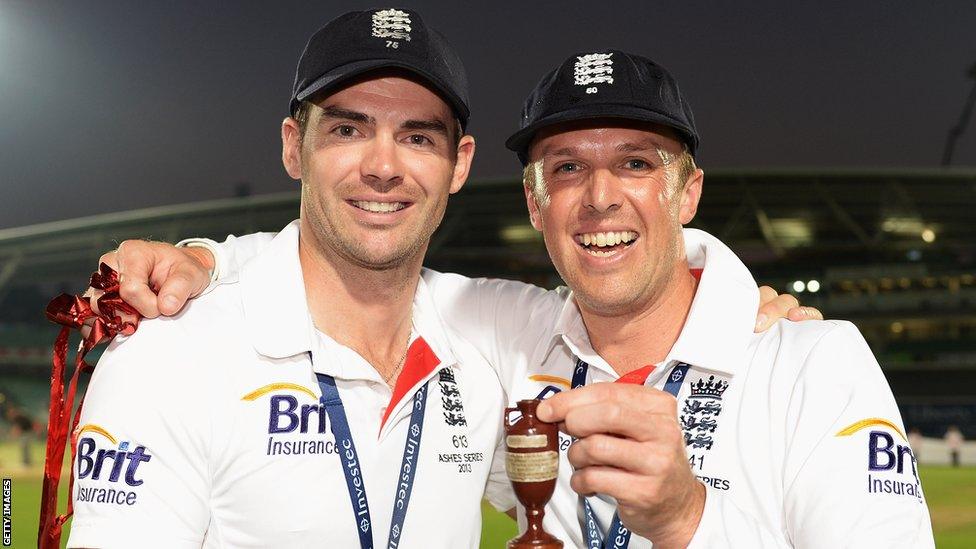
[197,227,936,548]
[67,220,505,549]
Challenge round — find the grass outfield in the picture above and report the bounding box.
[481,503,518,548]
[5,456,973,547]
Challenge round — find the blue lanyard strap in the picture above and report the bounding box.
[316,372,431,549]
[571,360,690,549]
[387,381,429,548]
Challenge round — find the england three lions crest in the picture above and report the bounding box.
[680,375,729,451]
[438,368,467,427]
[371,9,411,41]
[574,53,614,88]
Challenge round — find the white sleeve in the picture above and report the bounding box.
[484,434,516,512]
[425,273,559,386]
[177,231,277,292]
[66,321,213,549]
[689,321,935,548]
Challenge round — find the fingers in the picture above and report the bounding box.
[538,383,674,424]
[561,400,678,442]
[567,434,671,473]
[570,463,697,509]
[755,285,778,332]
[81,287,104,339]
[156,264,198,315]
[116,240,162,318]
[97,250,120,271]
[755,285,825,331]
[569,465,636,499]
[155,246,213,315]
[569,450,703,507]
[570,464,685,510]
[80,317,95,340]
[86,250,119,318]
[788,306,823,321]
[755,289,799,332]
[99,239,213,318]
[757,285,778,306]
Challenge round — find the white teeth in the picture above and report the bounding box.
[575,231,638,248]
[354,201,405,213]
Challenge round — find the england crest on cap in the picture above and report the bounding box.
[371,9,412,41]
[506,49,700,163]
[290,8,470,126]
[574,52,614,90]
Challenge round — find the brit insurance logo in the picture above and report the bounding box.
[74,424,152,506]
[836,418,923,502]
[372,8,411,46]
[574,52,614,94]
[241,382,338,457]
[680,375,728,451]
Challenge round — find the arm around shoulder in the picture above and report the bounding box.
[178,230,278,287]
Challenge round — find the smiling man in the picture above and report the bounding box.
[66,9,506,548]
[484,51,935,547]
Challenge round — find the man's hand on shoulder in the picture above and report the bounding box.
[86,240,214,322]
[755,285,823,332]
[538,384,706,548]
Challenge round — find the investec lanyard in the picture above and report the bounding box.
[316,370,431,549]
[570,358,691,549]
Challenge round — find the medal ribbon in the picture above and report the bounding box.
[38,264,140,549]
[571,359,690,549]
[316,370,430,549]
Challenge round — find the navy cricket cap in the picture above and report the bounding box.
[506,50,699,164]
[290,8,470,129]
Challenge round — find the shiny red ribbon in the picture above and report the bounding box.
[38,264,139,549]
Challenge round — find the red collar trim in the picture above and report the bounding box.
[381,337,440,429]
[615,364,656,385]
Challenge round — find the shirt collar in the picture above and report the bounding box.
[547,228,759,376]
[412,271,458,370]
[239,220,458,372]
[240,220,315,360]
[547,289,612,372]
[664,228,758,375]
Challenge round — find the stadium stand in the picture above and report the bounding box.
[2,169,975,459]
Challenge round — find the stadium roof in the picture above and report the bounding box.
[3,169,976,379]
[2,168,975,294]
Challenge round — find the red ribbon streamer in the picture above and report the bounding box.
[38,264,139,549]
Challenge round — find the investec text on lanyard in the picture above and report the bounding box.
[314,355,430,549]
[570,358,691,549]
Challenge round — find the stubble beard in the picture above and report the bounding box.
[301,182,446,272]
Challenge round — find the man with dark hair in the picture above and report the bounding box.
[67,9,504,548]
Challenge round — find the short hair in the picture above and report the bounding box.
[667,146,699,189]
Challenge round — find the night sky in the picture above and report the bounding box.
[2,0,975,229]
